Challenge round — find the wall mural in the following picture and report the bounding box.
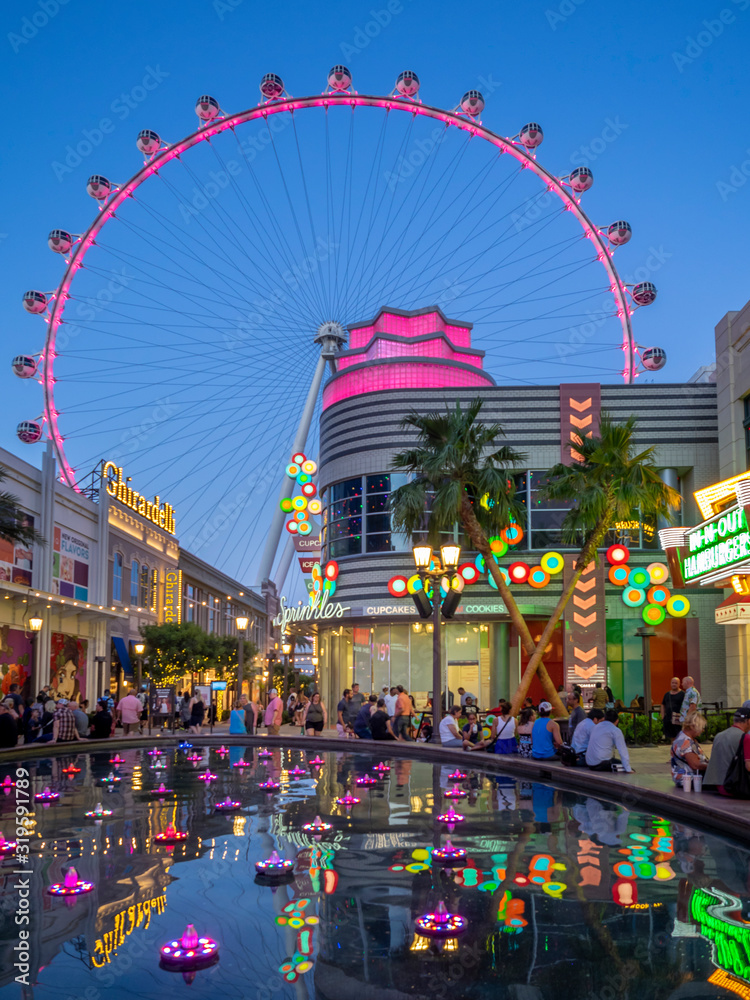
[0,626,32,697]
[50,631,87,703]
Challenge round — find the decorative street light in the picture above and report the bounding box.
[236,616,249,705]
[134,641,145,693]
[282,640,292,704]
[29,617,44,632]
[413,543,461,744]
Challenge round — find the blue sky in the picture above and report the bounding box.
[1,0,749,588]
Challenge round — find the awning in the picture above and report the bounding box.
[715,594,750,625]
[112,636,133,680]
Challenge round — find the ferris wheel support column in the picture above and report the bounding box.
[256,323,347,587]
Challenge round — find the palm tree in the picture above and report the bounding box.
[508,412,681,714]
[389,398,568,714]
[0,467,44,546]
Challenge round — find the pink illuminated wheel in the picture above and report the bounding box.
[14,73,650,574]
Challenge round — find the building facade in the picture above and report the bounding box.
[276,306,727,711]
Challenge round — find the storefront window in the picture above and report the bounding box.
[371,624,391,693]
[326,474,409,558]
[390,625,409,690]
[409,623,434,704]
[353,626,371,689]
[446,624,481,706]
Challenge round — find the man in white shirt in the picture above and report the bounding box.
[384,687,398,717]
[585,711,633,772]
[572,709,604,755]
[458,687,476,707]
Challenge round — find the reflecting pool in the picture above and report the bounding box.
[1,746,749,1000]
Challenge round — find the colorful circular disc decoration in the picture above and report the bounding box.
[647,585,670,605]
[487,567,510,589]
[407,574,424,595]
[286,521,299,534]
[280,498,294,513]
[292,496,308,511]
[642,603,666,625]
[323,579,336,596]
[459,563,480,584]
[292,452,306,465]
[502,524,524,546]
[308,498,322,515]
[628,567,650,588]
[622,587,646,607]
[528,568,550,589]
[296,473,311,486]
[297,521,312,535]
[666,595,690,618]
[293,510,308,522]
[608,565,629,586]
[388,576,408,597]
[488,537,508,557]
[474,553,485,573]
[301,482,317,498]
[286,463,300,477]
[647,562,669,584]
[607,544,630,565]
[324,561,339,581]
[301,459,317,475]
[508,561,530,584]
[450,574,465,592]
[540,552,564,575]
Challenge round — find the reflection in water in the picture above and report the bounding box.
[0,748,749,999]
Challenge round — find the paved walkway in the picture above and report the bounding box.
[6,724,749,840]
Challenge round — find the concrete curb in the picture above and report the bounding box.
[4,732,746,842]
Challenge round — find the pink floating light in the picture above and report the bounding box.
[436,806,465,828]
[214,746,229,756]
[215,797,241,812]
[232,760,252,768]
[62,765,81,775]
[100,772,121,784]
[154,824,188,844]
[85,802,113,819]
[443,788,468,799]
[160,924,219,974]
[447,770,467,782]
[109,755,125,764]
[356,775,377,786]
[0,830,18,854]
[372,763,390,774]
[148,748,164,756]
[149,783,173,797]
[336,792,360,809]
[255,850,294,877]
[415,900,467,939]
[302,815,332,835]
[257,749,273,759]
[431,838,467,867]
[258,780,280,792]
[1,776,16,794]
[198,772,217,782]
[186,754,203,763]
[309,756,325,767]
[288,766,307,778]
[35,787,60,802]
[48,866,94,896]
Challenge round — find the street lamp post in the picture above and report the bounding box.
[28,616,43,697]
[413,542,461,744]
[236,616,249,707]
[282,641,291,705]
[134,642,145,693]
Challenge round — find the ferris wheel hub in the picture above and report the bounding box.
[314,321,347,354]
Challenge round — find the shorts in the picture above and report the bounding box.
[266,724,280,736]
[306,720,324,733]
[494,738,518,755]
[122,722,139,735]
[395,716,412,740]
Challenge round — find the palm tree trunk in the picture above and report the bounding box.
[459,496,566,715]
[509,506,615,716]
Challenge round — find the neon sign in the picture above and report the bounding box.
[92,893,167,966]
[273,590,350,629]
[682,506,750,582]
[102,461,176,535]
[691,887,750,983]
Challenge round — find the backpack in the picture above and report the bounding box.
[723,732,750,798]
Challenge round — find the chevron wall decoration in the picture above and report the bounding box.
[563,557,607,690]
[559,383,602,465]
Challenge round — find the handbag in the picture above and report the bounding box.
[723,733,750,798]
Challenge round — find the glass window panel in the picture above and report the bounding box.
[366,473,408,493]
[330,497,362,520]
[366,493,389,514]
[366,533,393,553]
[332,478,363,501]
[409,625,437,706]
[329,518,362,540]
[530,529,576,550]
[331,536,362,558]
[372,625,391,693]
[113,553,122,602]
[130,561,139,604]
[532,509,569,530]
[390,625,409,692]
[367,513,391,534]
[140,564,149,607]
[353,626,370,690]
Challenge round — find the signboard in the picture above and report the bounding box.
[211,680,227,690]
[163,569,182,624]
[0,515,34,586]
[102,460,176,535]
[293,533,321,553]
[273,591,350,629]
[151,686,175,717]
[299,557,317,574]
[682,505,750,583]
[52,526,90,600]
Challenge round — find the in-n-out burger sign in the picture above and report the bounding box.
[103,461,176,535]
[273,590,350,630]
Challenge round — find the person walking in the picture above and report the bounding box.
[239,693,258,734]
[179,691,192,731]
[704,707,750,794]
[303,692,327,736]
[294,692,309,730]
[264,688,283,736]
[679,676,702,722]
[354,694,377,739]
[336,688,353,738]
[371,699,397,740]
[531,702,563,760]
[187,690,205,735]
[286,688,297,715]
[393,685,414,741]
[660,676,685,741]
[384,686,398,718]
[585,710,633,772]
[117,689,143,736]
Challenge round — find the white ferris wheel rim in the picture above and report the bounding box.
[38,90,636,490]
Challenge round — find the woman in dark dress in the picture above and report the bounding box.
[188,691,205,734]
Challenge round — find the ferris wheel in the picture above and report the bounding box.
[13,67,664,586]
